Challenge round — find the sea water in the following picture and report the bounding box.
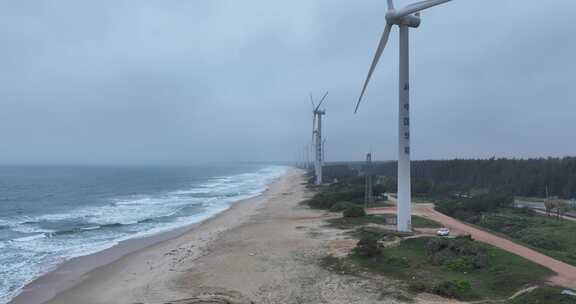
[0,164,286,303]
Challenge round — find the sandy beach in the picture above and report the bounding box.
[12,168,458,304]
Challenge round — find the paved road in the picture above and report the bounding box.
[370,197,576,289]
[530,208,576,222]
[516,200,576,220]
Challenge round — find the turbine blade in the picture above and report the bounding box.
[387,0,394,9]
[396,0,451,17]
[309,93,316,109]
[355,23,392,114]
[315,91,329,111]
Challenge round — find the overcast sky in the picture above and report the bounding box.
[0,0,575,165]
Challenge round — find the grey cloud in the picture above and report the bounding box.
[0,0,575,165]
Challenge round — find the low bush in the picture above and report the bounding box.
[353,238,381,258]
[436,191,514,219]
[337,237,553,301]
[432,279,472,299]
[351,226,391,240]
[329,201,356,212]
[305,185,365,210]
[408,280,431,293]
[343,206,366,218]
[521,235,564,251]
[425,237,489,270]
[444,257,475,272]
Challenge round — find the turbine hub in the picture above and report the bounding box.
[386,10,421,28]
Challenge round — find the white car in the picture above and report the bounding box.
[437,228,450,237]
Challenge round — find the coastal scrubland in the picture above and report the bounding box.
[436,193,576,266]
[308,163,575,303]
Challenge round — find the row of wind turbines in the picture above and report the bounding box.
[302,0,455,232]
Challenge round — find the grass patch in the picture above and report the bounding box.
[477,209,576,266]
[413,197,437,204]
[434,192,576,266]
[347,237,552,301]
[509,287,576,304]
[326,214,441,230]
[349,226,402,240]
[411,216,442,228]
[326,214,389,229]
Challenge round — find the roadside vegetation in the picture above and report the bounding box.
[435,192,576,266]
[326,214,440,230]
[303,166,441,231]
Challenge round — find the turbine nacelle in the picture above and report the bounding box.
[386,11,421,28]
[354,0,453,113]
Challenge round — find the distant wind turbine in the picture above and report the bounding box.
[354,0,454,232]
[311,92,328,186]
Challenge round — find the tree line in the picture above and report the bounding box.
[370,157,576,199]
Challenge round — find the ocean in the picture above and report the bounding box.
[0,164,287,304]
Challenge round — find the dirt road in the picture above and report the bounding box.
[370,198,576,289]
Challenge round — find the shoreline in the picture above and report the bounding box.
[11,168,459,304]
[9,167,293,304]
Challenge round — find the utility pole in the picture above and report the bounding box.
[365,153,374,208]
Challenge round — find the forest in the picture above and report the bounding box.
[365,157,576,199]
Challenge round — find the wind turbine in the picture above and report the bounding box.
[354,0,454,232]
[311,92,328,186]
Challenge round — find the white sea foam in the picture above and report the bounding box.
[0,165,287,304]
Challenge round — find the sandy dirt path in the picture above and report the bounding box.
[370,198,576,289]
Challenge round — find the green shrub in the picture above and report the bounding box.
[444,257,475,272]
[351,225,391,240]
[426,237,489,270]
[408,281,431,293]
[433,279,472,299]
[435,191,514,219]
[353,238,381,258]
[329,201,356,212]
[521,235,564,251]
[305,185,365,210]
[343,206,366,218]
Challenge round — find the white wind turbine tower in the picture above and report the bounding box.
[311,92,328,186]
[354,0,454,232]
[322,138,327,166]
